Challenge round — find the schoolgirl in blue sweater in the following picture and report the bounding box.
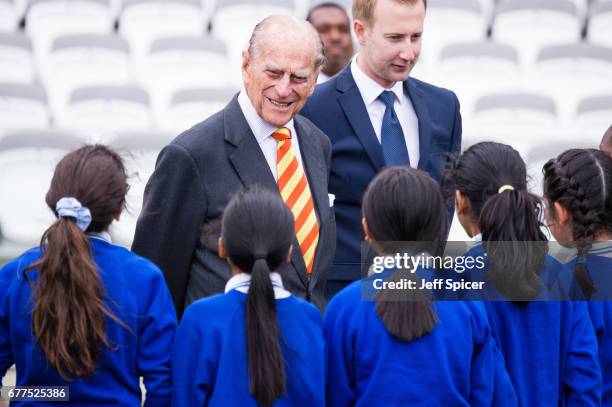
[325,166,516,406]
[543,148,612,404]
[172,187,325,407]
[450,142,601,406]
[0,145,177,406]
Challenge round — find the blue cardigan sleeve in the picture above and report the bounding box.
[563,301,602,406]
[136,267,178,407]
[466,302,516,406]
[172,303,214,407]
[324,291,357,407]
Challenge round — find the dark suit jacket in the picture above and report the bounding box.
[300,66,461,284]
[132,96,336,316]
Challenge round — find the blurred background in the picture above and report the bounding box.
[0,0,611,260]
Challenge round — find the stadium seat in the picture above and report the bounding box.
[54,85,152,142]
[466,92,558,158]
[211,0,296,86]
[26,0,114,61]
[525,138,598,197]
[138,36,231,113]
[574,94,612,143]
[492,0,581,67]
[107,130,172,247]
[0,130,81,245]
[433,41,521,119]
[0,33,35,83]
[588,1,612,48]
[119,0,205,61]
[0,83,50,136]
[531,43,612,120]
[420,0,488,65]
[158,86,236,132]
[0,0,17,32]
[42,34,132,115]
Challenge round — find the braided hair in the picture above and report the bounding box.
[543,149,612,298]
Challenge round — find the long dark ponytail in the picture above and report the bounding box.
[543,148,612,298]
[362,167,446,341]
[23,145,129,379]
[450,142,547,301]
[221,186,295,406]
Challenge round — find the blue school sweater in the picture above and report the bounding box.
[564,243,612,404]
[461,245,602,406]
[324,277,515,406]
[0,237,177,407]
[172,289,326,407]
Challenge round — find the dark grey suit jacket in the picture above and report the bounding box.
[132,96,336,317]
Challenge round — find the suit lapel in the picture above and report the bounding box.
[224,96,277,191]
[224,96,310,287]
[336,67,386,171]
[405,79,432,171]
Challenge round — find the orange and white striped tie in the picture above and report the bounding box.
[272,127,319,276]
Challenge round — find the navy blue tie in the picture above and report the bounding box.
[378,90,409,166]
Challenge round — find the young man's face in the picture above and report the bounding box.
[354,0,425,88]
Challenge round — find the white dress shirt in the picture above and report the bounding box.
[224,271,291,299]
[317,71,331,84]
[238,90,305,181]
[350,57,420,168]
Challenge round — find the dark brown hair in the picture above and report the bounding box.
[362,167,444,341]
[450,142,547,301]
[24,145,129,379]
[543,148,612,298]
[221,187,295,406]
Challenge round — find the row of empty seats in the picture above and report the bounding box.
[1,0,612,65]
[0,126,600,248]
[0,82,236,136]
[0,129,169,247]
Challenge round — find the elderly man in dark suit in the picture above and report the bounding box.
[132,15,335,317]
[300,0,461,298]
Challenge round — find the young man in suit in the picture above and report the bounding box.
[132,15,336,317]
[300,0,461,298]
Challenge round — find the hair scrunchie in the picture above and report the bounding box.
[56,197,92,231]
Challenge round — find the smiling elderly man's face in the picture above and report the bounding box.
[242,28,318,128]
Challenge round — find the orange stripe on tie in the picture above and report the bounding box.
[272,127,320,278]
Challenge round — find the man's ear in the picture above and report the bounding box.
[218,237,227,259]
[241,50,250,80]
[353,19,367,46]
[285,245,293,263]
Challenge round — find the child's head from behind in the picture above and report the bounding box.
[220,186,294,273]
[47,144,128,232]
[362,166,446,254]
[543,148,612,243]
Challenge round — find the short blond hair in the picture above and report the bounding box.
[352,0,426,25]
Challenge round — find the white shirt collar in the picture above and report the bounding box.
[473,233,482,242]
[224,271,291,299]
[351,55,405,107]
[89,231,112,243]
[237,89,297,143]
